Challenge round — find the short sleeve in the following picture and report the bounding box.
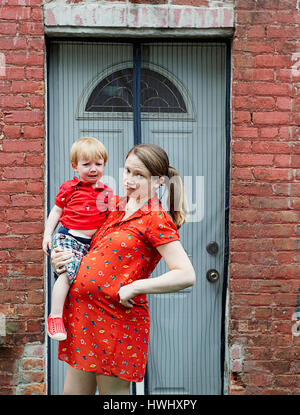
[55,182,73,208]
[144,211,180,247]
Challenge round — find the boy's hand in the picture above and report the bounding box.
[42,234,52,255]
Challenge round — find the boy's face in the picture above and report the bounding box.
[72,157,105,186]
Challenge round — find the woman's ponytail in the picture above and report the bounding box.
[167,166,188,229]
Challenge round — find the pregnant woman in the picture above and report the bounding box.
[51,143,196,395]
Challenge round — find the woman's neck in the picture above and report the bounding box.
[125,193,155,214]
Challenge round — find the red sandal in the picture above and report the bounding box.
[47,315,67,341]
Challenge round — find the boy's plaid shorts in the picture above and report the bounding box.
[52,233,90,284]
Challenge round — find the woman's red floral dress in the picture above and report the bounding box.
[58,195,180,382]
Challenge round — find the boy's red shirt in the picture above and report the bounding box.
[55,176,113,230]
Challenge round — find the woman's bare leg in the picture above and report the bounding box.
[96,374,130,395]
[63,364,97,395]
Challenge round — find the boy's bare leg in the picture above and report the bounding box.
[50,272,70,317]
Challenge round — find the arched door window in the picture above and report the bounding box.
[76,63,194,120]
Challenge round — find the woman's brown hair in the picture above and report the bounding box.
[126,144,187,229]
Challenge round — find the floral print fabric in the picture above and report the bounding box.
[58,195,180,382]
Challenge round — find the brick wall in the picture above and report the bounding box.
[0,0,299,395]
[229,0,300,394]
[0,0,45,394]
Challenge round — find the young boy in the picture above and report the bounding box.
[43,137,113,341]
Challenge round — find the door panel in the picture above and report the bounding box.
[48,42,135,395]
[141,44,226,395]
[48,41,227,395]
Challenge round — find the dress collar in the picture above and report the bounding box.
[112,194,162,224]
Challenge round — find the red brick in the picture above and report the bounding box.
[252,141,290,153]
[22,358,44,371]
[0,22,17,35]
[256,54,291,68]
[22,126,44,139]
[10,250,43,263]
[0,37,26,50]
[236,68,274,81]
[5,52,44,67]
[231,182,274,196]
[233,54,255,68]
[234,111,251,123]
[232,141,252,153]
[10,222,43,235]
[0,80,11,94]
[0,153,25,166]
[291,156,300,168]
[11,194,42,207]
[273,155,290,167]
[3,167,43,179]
[1,67,26,80]
[252,82,290,96]
[234,126,259,138]
[276,97,292,111]
[0,236,26,249]
[232,154,274,167]
[25,67,44,80]
[26,181,43,193]
[2,126,21,138]
[3,140,43,152]
[28,96,44,109]
[24,154,44,166]
[27,38,45,52]
[0,7,31,20]
[234,96,276,110]
[267,26,300,39]
[234,40,274,54]
[31,8,43,21]
[3,110,44,124]
[15,304,44,318]
[12,81,44,94]
[247,25,266,39]
[0,96,27,109]
[231,168,253,180]
[259,127,279,139]
[26,289,44,303]
[0,195,11,207]
[253,168,291,181]
[274,183,300,196]
[252,112,290,125]
[19,22,44,35]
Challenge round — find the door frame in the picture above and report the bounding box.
[44,36,232,395]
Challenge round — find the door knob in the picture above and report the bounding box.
[206,242,219,255]
[206,269,220,283]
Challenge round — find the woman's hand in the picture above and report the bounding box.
[117,283,137,308]
[51,248,74,274]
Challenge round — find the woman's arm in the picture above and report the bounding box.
[118,240,196,308]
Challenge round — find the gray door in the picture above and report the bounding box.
[48,41,227,395]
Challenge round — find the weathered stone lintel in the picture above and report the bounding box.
[44,4,234,31]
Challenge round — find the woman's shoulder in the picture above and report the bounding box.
[146,205,178,231]
[143,206,180,246]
